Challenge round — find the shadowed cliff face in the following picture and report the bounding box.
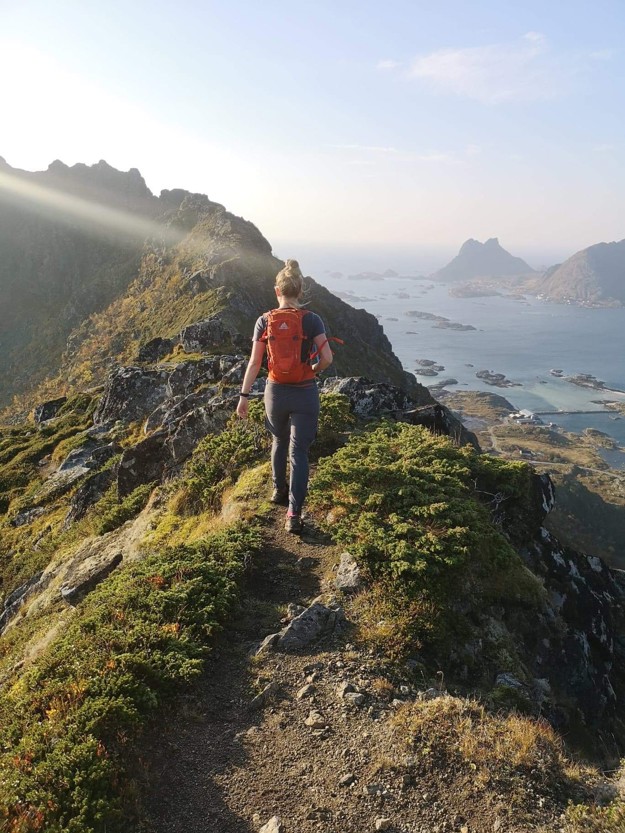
[0,158,428,413]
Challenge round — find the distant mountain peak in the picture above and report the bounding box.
[539,238,625,306]
[433,238,534,282]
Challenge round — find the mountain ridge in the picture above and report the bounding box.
[0,158,423,414]
[432,237,535,282]
[538,238,625,306]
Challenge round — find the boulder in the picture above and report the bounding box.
[322,377,414,417]
[137,336,175,363]
[335,552,362,593]
[117,431,171,498]
[33,397,67,424]
[257,597,346,653]
[166,401,235,465]
[93,366,171,426]
[166,357,221,397]
[179,317,228,353]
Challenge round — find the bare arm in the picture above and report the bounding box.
[313,333,333,374]
[236,340,265,419]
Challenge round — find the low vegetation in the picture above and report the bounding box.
[309,421,542,662]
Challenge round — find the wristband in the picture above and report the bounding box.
[239,391,250,398]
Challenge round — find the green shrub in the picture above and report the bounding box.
[95,482,155,535]
[184,400,269,511]
[310,422,522,588]
[0,524,261,833]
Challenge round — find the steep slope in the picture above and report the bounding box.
[538,239,625,306]
[0,157,168,406]
[0,159,424,414]
[432,237,534,282]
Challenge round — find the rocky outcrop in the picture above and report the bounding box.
[117,431,171,498]
[33,397,67,423]
[323,377,476,447]
[180,318,230,353]
[0,573,46,634]
[519,529,625,726]
[322,377,415,417]
[60,547,123,605]
[65,466,118,526]
[335,553,362,593]
[93,367,171,426]
[137,337,176,363]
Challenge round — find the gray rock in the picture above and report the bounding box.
[58,440,119,473]
[257,598,346,653]
[60,544,124,605]
[322,377,414,418]
[10,507,46,527]
[137,337,175,363]
[179,317,228,353]
[296,684,315,700]
[65,467,117,526]
[339,773,356,787]
[259,817,283,833]
[117,431,171,498]
[249,681,279,711]
[335,552,362,593]
[375,819,392,831]
[304,710,327,729]
[495,673,525,690]
[0,572,45,634]
[33,397,67,424]
[94,366,171,426]
[344,692,365,707]
[336,681,355,698]
[167,357,221,397]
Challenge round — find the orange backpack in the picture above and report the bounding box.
[260,308,343,384]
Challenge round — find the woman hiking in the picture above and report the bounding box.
[236,259,334,533]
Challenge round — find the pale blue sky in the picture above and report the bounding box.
[1,0,623,265]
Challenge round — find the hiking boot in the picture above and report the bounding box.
[284,512,303,534]
[270,486,289,506]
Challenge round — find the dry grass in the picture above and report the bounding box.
[394,696,593,796]
[348,581,435,661]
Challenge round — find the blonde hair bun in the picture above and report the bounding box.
[276,258,304,301]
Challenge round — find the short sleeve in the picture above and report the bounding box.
[253,315,266,341]
[305,312,326,339]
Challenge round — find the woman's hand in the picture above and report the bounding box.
[236,396,249,419]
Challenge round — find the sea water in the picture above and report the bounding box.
[313,271,625,451]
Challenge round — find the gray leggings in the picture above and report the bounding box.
[264,381,319,514]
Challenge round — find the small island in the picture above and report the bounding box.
[405,309,476,331]
[476,369,521,388]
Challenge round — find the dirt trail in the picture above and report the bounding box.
[137,509,565,833]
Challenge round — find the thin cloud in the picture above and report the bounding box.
[333,144,399,154]
[377,59,401,70]
[333,144,460,165]
[378,32,591,104]
[589,49,614,61]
